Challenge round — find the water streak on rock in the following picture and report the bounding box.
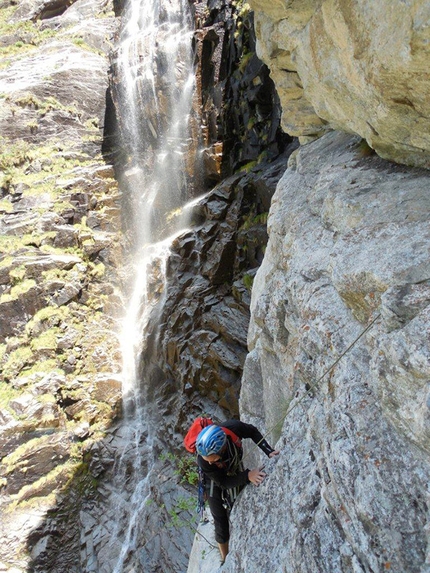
[108,0,197,568]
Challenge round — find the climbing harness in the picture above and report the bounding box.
[193,426,244,517]
[187,312,381,521]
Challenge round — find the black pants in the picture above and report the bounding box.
[208,484,230,544]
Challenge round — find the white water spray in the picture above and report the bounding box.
[107,0,198,570]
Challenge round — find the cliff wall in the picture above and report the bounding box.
[212,1,430,572]
[249,0,430,169]
[0,1,123,570]
[225,131,430,573]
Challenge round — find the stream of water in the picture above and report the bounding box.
[109,0,197,570]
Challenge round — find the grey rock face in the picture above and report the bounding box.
[219,131,430,573]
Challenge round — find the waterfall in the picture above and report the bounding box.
[117,0,197,247]
[106,0,198,570]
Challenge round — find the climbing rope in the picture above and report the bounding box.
[244,312,382,462]
[165,312,382,535]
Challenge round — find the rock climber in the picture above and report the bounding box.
[196,420,280,565]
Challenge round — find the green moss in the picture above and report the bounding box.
[238,50,254,73]
[0,235,28,255]
[240,160,257,173]
[9,265,26,284]
[72,37,85,46]
[0,7,58,58]
[9,93,80,118]
[238,2,251,17]
[0,137,33,171]
[84,117,100,130]
[2,346,34,380]
[0,137,95,203]
[26,306,70,334]
[0,379,21,409]
[30,328,59,352]
[240,210,269,231]
[21,359,63,378]
[89,262,106,279]
[243,273,254,291]
[8,459,82,508]
[0,198,13,213]
[41,267,68,282]
[247,117,256,130]
[0,278,36,303]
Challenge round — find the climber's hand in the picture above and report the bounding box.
[248,467,266,486]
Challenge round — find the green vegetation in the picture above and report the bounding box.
[0,278,36,303]
[0,6,58,59]
[26,306,70,334]
[243,273,254,291]
[30,328,60,352]
[0,378,20,409]
[0,137,32,171]
[0,199,13,213]
[2,346,34,380]
[160,452,199,486]
[0,137,90,206]
[240,210,269,231]
[166,496,195,529]
[241,160,257,173]
[238,50,254,73]
[6,93,80,118]
[232,0,251,18]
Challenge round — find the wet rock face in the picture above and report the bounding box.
[220,131,430,573]
[85,3,292,571]
[78,155,293,573]
[136,0,294,428]
[192,0,290,181]
[144,154,292,427]
[249,0,430,168]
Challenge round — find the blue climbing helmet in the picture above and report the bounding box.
[196,425,227,456]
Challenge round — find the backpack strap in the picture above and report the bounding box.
[221,427,242,449]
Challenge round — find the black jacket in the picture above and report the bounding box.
[197,419,275,489]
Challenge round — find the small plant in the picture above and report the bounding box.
[240,209,269,231]
[243,273,254,291]
[166,496,196,528]
[27,120,38,134]
[240,160,257,173]
[0,137,33,170]
[238,50,254,73]
[160,452,199,486]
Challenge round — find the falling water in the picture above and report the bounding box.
[107,0,197,570]
[117,0,197,247]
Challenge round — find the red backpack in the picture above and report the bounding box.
[183,417,242,453]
